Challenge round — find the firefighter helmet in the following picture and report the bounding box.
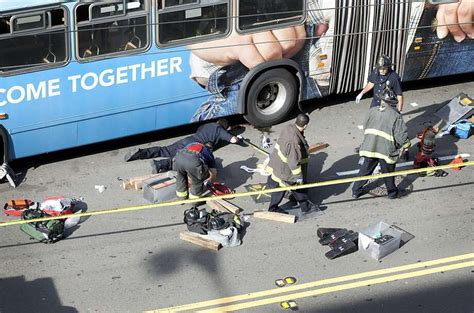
[376,55,393,70]
[377,87,398,105]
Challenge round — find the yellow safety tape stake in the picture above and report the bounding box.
[1,161,473,227]
[151,253,473,312]
[198,261,474,312]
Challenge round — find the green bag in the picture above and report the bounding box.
[20,208,65,243]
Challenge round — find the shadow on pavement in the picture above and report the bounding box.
[0,276,77,313]
[148,246,230,300]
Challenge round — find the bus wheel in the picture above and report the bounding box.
[244,68,297,127]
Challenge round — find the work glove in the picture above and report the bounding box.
[295,178,304,185]
[236,135,243,140]
[355,93,363,104]
[399,148,409,161]
[261,135,271,149]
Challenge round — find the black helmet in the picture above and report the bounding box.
[376,55,393,70]
[208,216,227,230]
[184,207,199,224]
[377,87,398,106]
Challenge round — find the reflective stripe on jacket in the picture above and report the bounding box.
[359,105,410,164]
[267,124,309,185]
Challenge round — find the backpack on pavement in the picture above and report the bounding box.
[20,208,65,243]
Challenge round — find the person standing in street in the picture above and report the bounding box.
[124,118,240,173]
[356,55,404,112]
[265,113,319,215]
[352,87,411,199]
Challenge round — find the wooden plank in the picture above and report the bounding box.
[207,200,228,213]
[253,210,296,224]
[151,178,176,190]
[122,180,133,190]
[214,199,242,214]
[179,232,221,251]
[308,143,329,154]
[130,174,160,190]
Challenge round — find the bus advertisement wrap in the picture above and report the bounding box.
[0,0,472,161]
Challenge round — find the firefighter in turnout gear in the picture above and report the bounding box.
[266,113,320,214]
[173,142,217,205]
[352,86,411,199]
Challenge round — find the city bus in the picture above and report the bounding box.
[1,0,472,167]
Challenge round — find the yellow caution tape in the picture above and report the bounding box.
[0,161,472,227]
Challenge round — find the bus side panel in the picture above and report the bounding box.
[77,107,156,145]
[9,123,78,159]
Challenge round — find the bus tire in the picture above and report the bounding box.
[244,68,297,127]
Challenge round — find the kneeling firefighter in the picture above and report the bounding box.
[173,142,217,205]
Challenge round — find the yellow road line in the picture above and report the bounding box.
[150,253,473,312]
[198,261,474,312]
[2,161,472,227]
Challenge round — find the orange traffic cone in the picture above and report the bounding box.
[449,155,465,171]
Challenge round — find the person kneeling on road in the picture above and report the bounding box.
[124,118,241,174]
[173,142,217,206]
[352,87,411,200]
[265,113,319,215]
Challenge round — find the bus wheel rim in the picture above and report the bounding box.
[256,82,286,115]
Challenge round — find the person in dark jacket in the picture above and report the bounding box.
[173,142,217,205]
[356,55,404,112]
[124,118,240,173]
[352,87,411,199]
[265,113,319,214]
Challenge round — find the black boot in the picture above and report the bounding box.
[150,160,170,174]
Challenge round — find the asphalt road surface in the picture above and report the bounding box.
[1,76,473,313]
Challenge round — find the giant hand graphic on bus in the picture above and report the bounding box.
[188,26,306,69]
[188,23,328,69]
[436,0,473,42]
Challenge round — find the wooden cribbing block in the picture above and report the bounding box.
[180,231,221,251]
[253,210,296,224]
[132,174,159,190]
[214,199,242,214]
[207,200,228,213]
[122,180,134,190]
[151,178,176,190]
[308,143,329,154]
[122,174,158,190]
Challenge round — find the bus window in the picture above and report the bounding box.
[0,8,68,74]
[237,0,305,32]
[157,0,229,46]
[161,0,198,7]
[76,0,149,61]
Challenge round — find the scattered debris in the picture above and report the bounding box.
[94,185,106,193]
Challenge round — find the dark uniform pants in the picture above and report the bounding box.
[173,149,210,203]
[267,176,309,211]
[136,135,194,160]
[352,157,397,197]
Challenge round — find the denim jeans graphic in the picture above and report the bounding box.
[403,8,474,81]
[191,25,323,122]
